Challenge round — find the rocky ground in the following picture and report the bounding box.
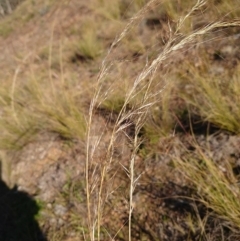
[2,119,240,240]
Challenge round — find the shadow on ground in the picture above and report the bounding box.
[0,179,47,241]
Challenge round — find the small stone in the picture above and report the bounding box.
[47,203,52,209]
[69,231,76,237]
[50,218,57,225]
[209,65,225,75]
[221,45,234,56]
[58,218,64,226]
[54,204,67,216]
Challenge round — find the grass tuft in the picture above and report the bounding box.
[178,63,240,133]
[176,148,240,231]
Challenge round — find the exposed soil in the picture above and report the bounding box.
[4,120,240,240]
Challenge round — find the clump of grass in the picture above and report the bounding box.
[178,63,240,134]
[92,0,122,20]
[20,72,86,140]
[176,148,240,231]
[159,0,240,30]
[0,61,86,149]
[76,20,103,60]
[100,97,126,114]
[0,21,13,37]
[0,0,51,38]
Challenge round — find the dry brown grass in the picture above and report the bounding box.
[176,146,240,233]
[1,0,240,240]
[85,0,240,240]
